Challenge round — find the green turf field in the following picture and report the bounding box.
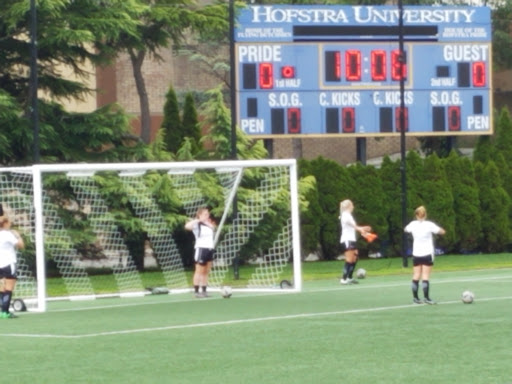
[1,258,511,384]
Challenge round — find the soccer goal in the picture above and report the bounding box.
[0,159,301,312]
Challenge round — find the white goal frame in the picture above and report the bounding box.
[0,159,302,312]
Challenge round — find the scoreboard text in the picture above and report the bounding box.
[234,5,492,137]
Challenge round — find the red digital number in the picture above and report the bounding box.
[259,63,273,89]
[472,62,486,87]
[395,107,409,132]
[345,50,361,82]
[371,50,386,81]
[391,50,407,81]
[342,108,355,133]
[287,108,301,133]
[448,106,461,131]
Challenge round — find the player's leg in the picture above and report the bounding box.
[422,261,434,304]
[340,242,349,284]
[193,249,201,296]
[0,265,18,318]
[193,249,208,297]
[411,261,422,304]
[341,245,357,284]
[347,249,359,283]
[202,259,213,297]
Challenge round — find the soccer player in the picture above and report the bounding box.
[185,207,216,298]
[339,199,371,285]
[0,215,25,318]
[404,206,445,304]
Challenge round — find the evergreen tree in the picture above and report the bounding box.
[181,93,202,155]
[161,86,182,153]
[475,160,511,252]
[104,0,228,143]
[0,0,148,164]
[443,152,482,253]
[308,157,354,260]
[421,154,455,251]
[379,156,403,256]
[494,107,512,165]
[494,108,512,210]
[493,153,512,234]
[297,159,322,257]
[473,134,495,164]
[405,150,425,213]
[200,87,267,160]
[347,163,388,256]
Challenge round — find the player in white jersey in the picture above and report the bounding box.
[0,214,25,318]
[339,199,371,285]
[404,206,445,304]
[185,207,216,298]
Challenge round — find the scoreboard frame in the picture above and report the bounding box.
[234,5,493,138]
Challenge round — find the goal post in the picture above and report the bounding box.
[0,159,302,312]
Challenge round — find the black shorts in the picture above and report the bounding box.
[412,255,434,266]
[195,248,215,265]
[0,264,17,279]
[340,241,357,252]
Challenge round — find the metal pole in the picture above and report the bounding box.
[356,138,366,165]
[30,0,40,163]
[229,0,240,279]
[398,0,408,267]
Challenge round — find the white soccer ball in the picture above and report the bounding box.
[356,268,366,279]
[221,286,232,298]
[461,290,475,304]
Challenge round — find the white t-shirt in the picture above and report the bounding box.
[0,230,19,267]
[192,222,215,249]
[404,220,442,257]
[340,211,357,243]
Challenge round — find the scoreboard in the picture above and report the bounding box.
[234,5,492,137]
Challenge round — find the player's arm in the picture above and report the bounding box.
[11,230,25,250]
[184,219,199,231]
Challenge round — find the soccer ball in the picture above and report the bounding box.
[221,286,232,298]
[356,268,366,279]
[461,290,475,304]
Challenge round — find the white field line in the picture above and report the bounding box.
[1,294,512,340]
[18,272,512,314]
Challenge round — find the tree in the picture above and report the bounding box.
[200,87,267,160]
[161,86,182,153]
[474,160,511,252]
[421,154,455,251]
[107,0,229,143]
[347,163,388,256]
[181,92,202,155]
[494,107,512,166]
[405,150,425,213]
[491,2,512,71]
[443,151,482,253]
[297,159,322,257]
[379,156,403,256]
[307,157,354,260]
[0,0,148,164]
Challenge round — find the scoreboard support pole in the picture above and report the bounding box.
[398,0,408,268]
[356,138,366,165]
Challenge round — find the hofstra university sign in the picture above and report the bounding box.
[249,6,476,24]
[235,5,491,43]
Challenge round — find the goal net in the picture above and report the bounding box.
[0,159,301,312]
